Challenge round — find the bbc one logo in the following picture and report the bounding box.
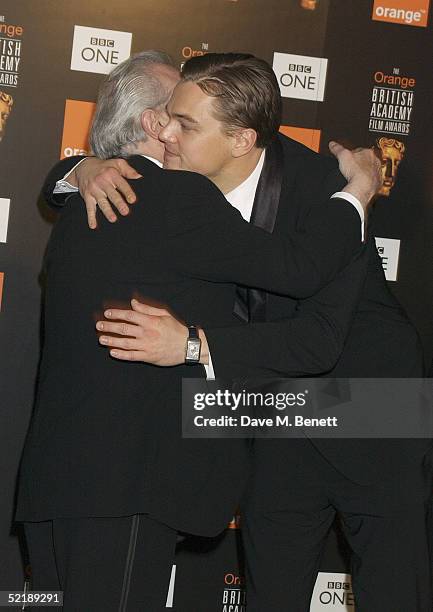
[273,52,328,102]
[310,572,355,610]
[372,0,430,27]
[70,25,132,74]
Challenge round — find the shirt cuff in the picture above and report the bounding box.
[53,158,88,194]
[331,192,365,242]
[203,350,215,380]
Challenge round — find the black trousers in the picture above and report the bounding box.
[24,514,177,611]
[242,439,433,612]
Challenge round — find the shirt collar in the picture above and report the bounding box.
[139,154,163,168]
[225,150,266,220]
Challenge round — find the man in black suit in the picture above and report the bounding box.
[57,54,432,611]
[16,52,376,611]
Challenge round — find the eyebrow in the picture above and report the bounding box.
[172,112,199,125]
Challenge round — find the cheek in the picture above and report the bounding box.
[187,140,211,161]
[177,143,200,165]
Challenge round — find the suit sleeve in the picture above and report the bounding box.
[204,244,371,376]
[42,156,86,208]
[165,171,363,299]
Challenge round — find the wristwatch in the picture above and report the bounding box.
[185,324,201,364]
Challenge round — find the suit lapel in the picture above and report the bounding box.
[250,136,284,232]
[233,137,285,323]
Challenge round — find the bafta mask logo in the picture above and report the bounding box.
[301,0,318,9]
[0,92,13,143]
[377,137,405,196]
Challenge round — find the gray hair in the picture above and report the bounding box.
[89,50,175,158]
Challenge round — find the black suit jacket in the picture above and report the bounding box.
[39,136,426,485]
[205,135,423,380]
[41,143,370,376]
[17,152,368,534]
[204,136,426,483]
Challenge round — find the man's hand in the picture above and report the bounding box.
[96,299,209,366]
[329,141,382,211]
[71,158,141,229]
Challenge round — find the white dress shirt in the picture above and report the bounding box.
[54,152,364,380]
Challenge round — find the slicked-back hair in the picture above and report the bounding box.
[90,50,175,158]
[181,53,281,148]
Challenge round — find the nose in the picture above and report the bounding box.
[159,120,177,144]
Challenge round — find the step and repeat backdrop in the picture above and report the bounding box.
[1,0,432,609]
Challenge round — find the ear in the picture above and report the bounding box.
[141,109,160,140]
[231,128,258,158]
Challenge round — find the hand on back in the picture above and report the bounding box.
[73,157,141,228]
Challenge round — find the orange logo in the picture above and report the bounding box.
[279,125,321,152]
[60,99,96,159]
[181,46,208,59]
[0,272,4,311]
[0,23,24,38]
[224,573,245,586]
[372,0,430,27]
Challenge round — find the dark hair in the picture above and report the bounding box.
[181,53,281,148]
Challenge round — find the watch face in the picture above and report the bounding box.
[186,339,201,361]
